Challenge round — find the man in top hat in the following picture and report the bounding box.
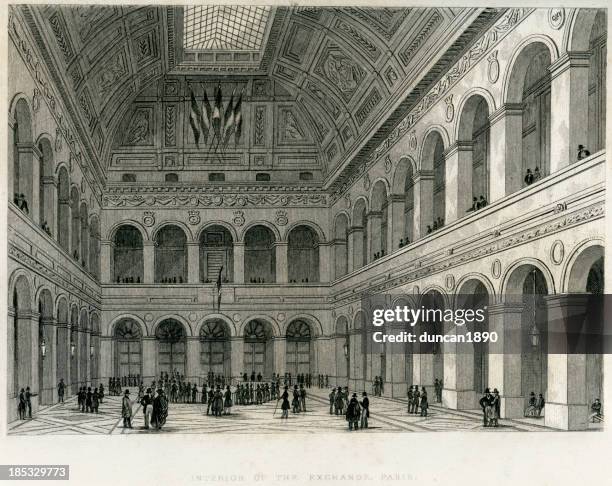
[122,389,133,428]
[346,393,361,430]
[360,392,370,429]
[329,388,336,415]
[407,385,414,413]
[536,393,545,418]
[491,389,501,427]
[299,384,307,412]
[577,144,591,161]
[479,388,491,427]
[140,388,153,429]
[57,379,65,404]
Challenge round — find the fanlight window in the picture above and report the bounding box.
[286,320,311,341]
[244,320,268,341]
[114,320,142,339]
[156,320,185,343]
[200,320,229,341]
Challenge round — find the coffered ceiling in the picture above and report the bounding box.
[16,5,503,189]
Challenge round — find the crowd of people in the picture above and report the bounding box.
[76,385,104,413]
[373,249,386,260]
[426,216,445,234]
[407,385,429,416]
[467,195,488,213]
[328,386,370,430]
[160,276,184,284]
[116,276,141,284]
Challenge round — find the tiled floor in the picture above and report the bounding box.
[7,388,579,435]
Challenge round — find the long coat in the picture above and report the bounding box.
[346,398,361,421]
[121,396,132,418]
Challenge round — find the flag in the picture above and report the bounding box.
[222,91,235,147]
[188,86,202,148]
[216,266,223,311]
[211,84,222,144]
[233,90,243,146]
[201,86,212,144]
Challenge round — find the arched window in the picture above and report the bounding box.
[70,187,80,261]
[57,167,70,251]
[70,306,79,394]
[11,275,33,402]
[11,99,33,217]
[113,319,143,377]
[588,11,606,152]
[38,289,53,405]
[113,225,144,283]
[155,225,187,284]
[199,320,230,377]
[334,214,349,279]
[156,319,186,376]
[286,320,312,376]
[244,225,276,283]
[199,225,234,283]
[288,225,319,283]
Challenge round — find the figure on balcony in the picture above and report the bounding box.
[533,167,542,182]
[577,144,591,161]
[477,195,488,209]
[524,168,534,185]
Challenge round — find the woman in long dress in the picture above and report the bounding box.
[223,386,233,415]
[152,389,169,430]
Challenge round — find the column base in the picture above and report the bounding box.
[391,382,407,399]
[442,389,476,410]
[500,396,524,419]
[545,403,589,430]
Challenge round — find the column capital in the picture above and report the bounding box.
[489,103,523,125]
[233,241,245,247]
[16,142,42,158]
[366,210,382,219]
[549,51,591,79]
[389,194,405,203]
[444,141,473,157]
[413,169,434,181]
[487,302,525,316]
[42,176,57,186]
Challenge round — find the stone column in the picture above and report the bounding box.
[233,242,245,284]
[487,303,524,418]
[389,195,405,252]
[349,226,364,270]
[142,337,157,381]
[274,242,288,284]
[230,337,244,382]
[41,317,58,404]
[186,337,200,381]
[20,312,40,414]
[273,337,286,378]
[544,294,592,430]
[549,52,591,171]
[366,211,381,261]
[318,242,332,282]
[444,142,473,224]
[187,242,200,284]
[42,176,57,236]
[80,330,90,386]
[412,170,433,239]
[143,241,155,283]
[56,318,70,392]
[15,143,41,222]
[100,240,112,283]
[99,336,113,384]
[488,104,523,200]
[442,324,476,409]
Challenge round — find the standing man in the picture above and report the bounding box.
[346,393,361,430]
[419,387,429,417]
[299,384,307,412]
[57,379,65,403]
[140,388,153,429]
[122,389,133,429]
[360,392,370,429]
[479,388,491,427]
[407,385,413,413]
[434,379,441,403]
[329,388,336,415]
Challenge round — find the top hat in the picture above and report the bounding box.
[124,389,130,394]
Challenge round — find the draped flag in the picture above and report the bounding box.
[188,86,203,148]
[200,86,212,145]
[233,90,243,147]
[221,90,235,148]
[211,84,223,147]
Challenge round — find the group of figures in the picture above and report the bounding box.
[76,385,104,413]
[407,385,430,417]
[372,376,385,396]
[479,388,501,427]
[109,375,141,395]
[128,387,168,430]
[278,384,308,418]
[328,387,370,430]
[16,386,34,420]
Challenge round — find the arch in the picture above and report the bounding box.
[392,157,417,245]
[110,315,148,337]
[90,312,101,335]
[36,286,55,317]
[196,314,237,337]
[9,270,34,311]
[454,88,496,142]
[152,315,193,337]
[565,8,603,51]
[353,310,367,330]
[37,136,55,229]
[56,166,70,251]
[419,125,450,170]
[501,258,556,298]
[282,314,323,337]
[391,294,417,309]
[238,315,280,338]
[420,129,447,232]
[55,295,69,322]
[155,318,188,376]
[285,319,314,376]
[284,220,327,243]
[199,317,232,378]
[333,212,350,279]
[199,224,234,283]
[107,219,149,242]
[351,196,369,222]
[242,317,277,378]
[370,179,390,258]
[196,221,238,244]
[454,273,496,308]
[113,224,144,284]
[10,272,34,399]
[151,220,194,243]
[288,224,320,283]
[10,96,34,214]
[563,240,604,293]
[154,224,188,284]
[79,201,89,270]
[392,156,418,195]
[244,225,277,284]
[351,197,369,269]
[335,315,349,335]
[239,220,281,242]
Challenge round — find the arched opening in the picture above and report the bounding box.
[506,42,551,191]
[70,306,79,394]
[286,320,312,376]
[57,168,70,251]
[243,319,274,379]
[113,225,144,284]
[403,163,414,244]
[587,11,606,153]
[38,138,55,231]
[422,131,446,233]
[244,225,276,283]
[38,289,54,405]
[288,225,319,283]
[351,200,367,269]
[70,187,80,261]
[156,319,187,376]
[113,318,143,378]
[10,275,33,406]
[370,181,389,259]
[333,214,349,279]
[79,309,89,388]
[199,225,234,283]
[79,202,89,270]
[420,290,445,387]
[199,319,231,379]
[334,316,349,384]
[90,314,100,384]
[11,99,33,217]
[56,298,69,394]
[155,225,187,284]
[89,216,100,279]
[457,96,490,212]
[391,158,416,248]
[455,279,490,407]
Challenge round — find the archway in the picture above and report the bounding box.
[244,225,276,283]
[243,319,274,379]
[156,319,187,376]
[10,275,33,404]
[10,98,33,216]
[155,225,187,284]
[419,290,445,388]
[38,289,54,405]
[422,131,446,232]
[57,167,70,252]
[506,42,552,192]
[333,214,349,279]
[199,319,231,379]
[286,320,312,376]
[79,202,89,270]
[79,309,89,388]
[113,318,143,378]
[370,181,389,258]
[113,225,144,284]
[391,158,415,245]
[56,297,69,396]
[90,314,100,384]
[199,225,234,283]
[288,225,319,283]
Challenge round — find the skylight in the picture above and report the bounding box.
[184,6,271,51]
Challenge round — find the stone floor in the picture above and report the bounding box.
[8,388,584,435]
